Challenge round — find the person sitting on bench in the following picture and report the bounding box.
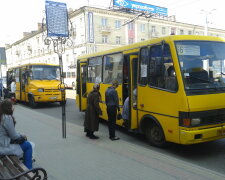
[0,99,33,169]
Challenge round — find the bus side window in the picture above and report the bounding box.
[149,44,178,91]
[103,54,123,84]
[88,57,102,83]
[139,47,149,86]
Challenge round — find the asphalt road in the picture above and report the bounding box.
[19,90,225,176]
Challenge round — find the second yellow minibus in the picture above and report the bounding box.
[76,35,225,146]
[7,63,64,108]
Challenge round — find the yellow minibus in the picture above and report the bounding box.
[7,63,64,108]
[76,35,225,146]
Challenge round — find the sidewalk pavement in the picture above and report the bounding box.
[14,100,225,180]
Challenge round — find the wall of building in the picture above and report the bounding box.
[5,6,225,74]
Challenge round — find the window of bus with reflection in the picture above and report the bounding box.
[30,65,60,80]
[103,53,123,84]
[87,57,102,83]
[175,40,225,95]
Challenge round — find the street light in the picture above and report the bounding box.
[201,9,216,36]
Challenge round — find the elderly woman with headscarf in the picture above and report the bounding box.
[84,84,102,139]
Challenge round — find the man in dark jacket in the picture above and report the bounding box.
[84,84,102,139]
[105,80,121,141]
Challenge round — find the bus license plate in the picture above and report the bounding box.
[49,97,57,100]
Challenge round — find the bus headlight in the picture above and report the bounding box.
[191,118,201,126]
[38,88,44,92]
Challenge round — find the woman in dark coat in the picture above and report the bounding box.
[84,84,102,139]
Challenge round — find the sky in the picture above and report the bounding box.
[0,0,225,46]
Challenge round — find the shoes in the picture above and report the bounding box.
[86,133,90,137]
[89,134,99,139]
[110,136,120,141]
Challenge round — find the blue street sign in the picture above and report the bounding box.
[45,1,69,37]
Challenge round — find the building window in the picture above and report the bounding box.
[36,37,39,44]
[141,38,145,41]
[162,27,166,35]
[128,38,134,44]
[116,36,121,44]
[53,57,56,64]
[171,27,176,35]
[151,26,156,33]
[128,22,134,30]
[188,31,192,35]
[102,18,107,27]
[102,35,108,43]
[141,24,145,32]
[115,20,121,29]
[66,54,69,64]
[180,29,184,35]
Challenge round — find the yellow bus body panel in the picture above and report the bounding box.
[27,80,62,102]
[180,125,225,144]
[9,63,63,104]
[187,93,225,112]
[77,35,225,145]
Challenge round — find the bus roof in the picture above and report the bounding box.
[78,35,225,60]
[8,63,59,69]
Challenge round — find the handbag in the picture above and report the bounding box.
[117,113,122,120]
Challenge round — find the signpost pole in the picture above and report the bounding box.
[45,1,69,138]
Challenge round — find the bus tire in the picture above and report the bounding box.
[29,96,37,108]
[145,122,166,147]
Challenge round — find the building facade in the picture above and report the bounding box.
[5,6,225,85]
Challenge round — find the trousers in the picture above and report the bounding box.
[107,105,117,138]
[20,141,33,169]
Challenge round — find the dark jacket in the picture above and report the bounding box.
[84,90,102,131]
[105,86,119,110]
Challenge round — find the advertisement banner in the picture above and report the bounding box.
[0,48,6,65]
[113,0,168,16]
[88,12,94,43]
[45,0,69,37]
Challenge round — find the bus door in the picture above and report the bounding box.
[14,68,21,101]
[20,67,27,101]
[128,55,138,129]
[76,62,88,111]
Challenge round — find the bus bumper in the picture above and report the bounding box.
[180,125,225,144]
[34,95,62,102]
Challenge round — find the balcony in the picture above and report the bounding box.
[99,26,111,34]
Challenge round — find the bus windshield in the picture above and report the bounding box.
[30,65,60,80]
[175,40,225,94]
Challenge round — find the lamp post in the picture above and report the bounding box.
[201,9,216,36]
[44,1,73,139]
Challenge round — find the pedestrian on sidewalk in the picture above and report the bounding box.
[0,99,33,169]
[105,80,121,141]
[84,83,102,139]
[10,79,16,104]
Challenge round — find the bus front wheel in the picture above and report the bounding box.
[145,122,166,147]
[29,96,37,108]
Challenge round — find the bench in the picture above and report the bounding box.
[0,155,47,180]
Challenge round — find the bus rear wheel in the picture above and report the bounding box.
[29,96,37,108]
[145,122,166,147]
